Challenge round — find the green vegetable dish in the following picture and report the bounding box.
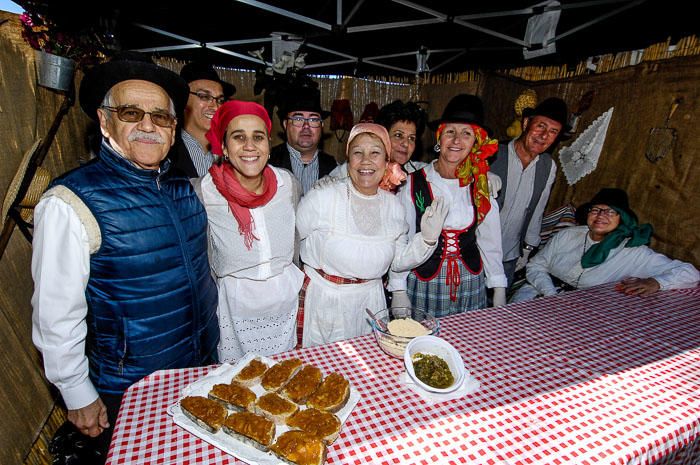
[412,353,454,389]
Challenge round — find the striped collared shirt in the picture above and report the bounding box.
[287,144,319,194]
[181,130,215,177]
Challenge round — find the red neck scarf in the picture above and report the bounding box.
[209,163,278,250]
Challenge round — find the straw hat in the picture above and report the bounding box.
[1,140,51,225]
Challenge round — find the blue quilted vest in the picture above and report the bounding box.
[51,142,219,396]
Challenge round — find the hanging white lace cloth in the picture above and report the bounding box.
[559,107,614,185]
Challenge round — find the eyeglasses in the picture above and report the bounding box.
[287,115,323,128]
[588,207,619,217]
[391,131,417,144]
[100,105,176,128]
[190,91,227,106]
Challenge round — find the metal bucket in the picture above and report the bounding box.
[35,50,76,92]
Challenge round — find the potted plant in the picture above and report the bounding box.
[19,10,102,91]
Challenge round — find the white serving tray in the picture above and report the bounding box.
[169,352,360,465]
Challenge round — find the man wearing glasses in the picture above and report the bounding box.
[31,56,219,461]
[173,62,236,177]
[270,87,337,194]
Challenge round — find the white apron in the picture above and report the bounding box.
[195,167,304,363]
[298,180,428,348]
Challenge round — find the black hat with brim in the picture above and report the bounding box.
[180,62,236,98]
[277,86,331,123]
[522,97,571,132]
[427,94,487,133]
[577,187,637,224]
[79,59,190,122]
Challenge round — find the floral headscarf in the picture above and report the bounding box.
[436,123,498,224]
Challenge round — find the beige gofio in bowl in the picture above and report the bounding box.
[369,307,439,359]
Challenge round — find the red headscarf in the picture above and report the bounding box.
[206,101,277,249]
[206,100,272,155]
[436,123,498,224]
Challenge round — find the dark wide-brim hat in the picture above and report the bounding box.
[522,97,571,132]
[180,61,236,98]
[428,94,486,132]
[577,187,637,224]
[277,86,331,123]
[79,59,190,122]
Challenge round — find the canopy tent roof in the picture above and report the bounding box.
[17,0,699,76]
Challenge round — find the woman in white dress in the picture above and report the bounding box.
[296,123,448,348]
[195,100,304,362]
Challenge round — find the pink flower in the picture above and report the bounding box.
[379,162,407,192]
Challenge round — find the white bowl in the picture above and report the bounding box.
[404,335,465,393]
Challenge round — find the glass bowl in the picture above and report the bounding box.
[369,307,439,359]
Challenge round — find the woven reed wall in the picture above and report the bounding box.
[480,56,700,267]
[0,10,89,465]
[155,58,420,164]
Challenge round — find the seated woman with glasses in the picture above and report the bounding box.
[511,188,699,302]
[194,100,304,362]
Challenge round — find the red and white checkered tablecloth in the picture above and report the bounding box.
[107,284,700,465]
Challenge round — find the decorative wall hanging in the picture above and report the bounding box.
[645,97,682,163]
[559,107,614,185]
[330,99,354,141]
[506,89,537,139]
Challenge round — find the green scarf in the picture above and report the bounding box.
[581,208,653,268]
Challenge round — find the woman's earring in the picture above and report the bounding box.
[223,155,229,161]
[433,143,440,153]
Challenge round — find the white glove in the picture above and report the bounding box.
[312,175,342,190]
[492,287,506,307]
[487,172,502,199]
[391,290,412,309]
[420,196,449,245]
[514,248,532,272]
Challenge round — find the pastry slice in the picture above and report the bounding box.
[233,358,269,387]
[286,407,341,444]
[254,392,299,425]
[270,430,327,465]
[180,396,227,433]
[222,411,276,451]
[306,372,350,413]
[208,382,256,412]
[281,365,323,404]
[261,358,303,392]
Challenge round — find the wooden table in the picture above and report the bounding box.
[106,284,700,464]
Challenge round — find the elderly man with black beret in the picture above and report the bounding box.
[31,56,219,459]
[489,97,569,287]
